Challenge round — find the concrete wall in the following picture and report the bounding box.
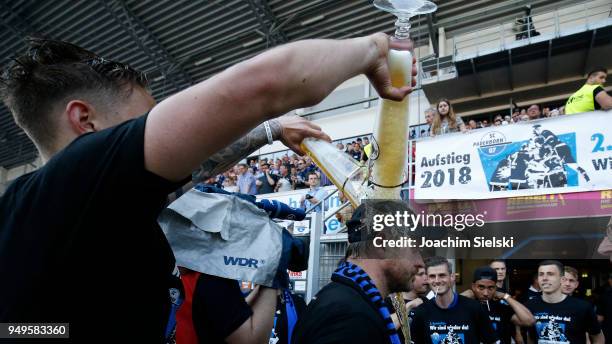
[0,157,42,195]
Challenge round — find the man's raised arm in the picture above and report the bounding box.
[192,115,328,183]
[145,33,414,181]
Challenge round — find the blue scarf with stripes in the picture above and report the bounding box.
[332,261,401,344]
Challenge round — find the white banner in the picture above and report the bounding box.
[414,111,612,199]
[256,186,345,235]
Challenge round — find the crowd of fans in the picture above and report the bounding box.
[201,98,572,196]
[198,154,331,196]
[197,137,378,196]
[414,100,568,139]
[415,66,611,138]
[205,101,598,196]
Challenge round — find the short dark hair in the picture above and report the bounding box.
[0,37,147,150]
[587,67,607,78]
[425,256,452,274]
[538,260,564,275]
[307,171,319,179]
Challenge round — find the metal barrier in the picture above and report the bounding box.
[303,188,340,302]
[451,0,612,61]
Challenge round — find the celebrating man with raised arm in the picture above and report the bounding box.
[0,34,416,342]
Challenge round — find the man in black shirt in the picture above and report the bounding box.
[520,272,543,304]
[292,201,425,344]
[351,143,364,161]
[525,260,604,344]
[0,34,414,341]
[410,257,498,344]
[410,257,499,344]
[490,259,508,293]
[463,266,535,344]
[256,162,279,194]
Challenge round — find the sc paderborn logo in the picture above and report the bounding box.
[474,131,510,156]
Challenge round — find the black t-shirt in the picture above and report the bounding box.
[481,299,514,344]
[192,274,253,344]
[409,294,499,344]
[384,295,428,344]
[272,292,307,344]
[0,115,186,342]
[258,173,279,194]
[594,86,605,110]
[596,288,612,344]
[524,287,543,302]
[525,295,601,344]
[351,151,363,161]
[292,279,390,344]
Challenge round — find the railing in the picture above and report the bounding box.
[301,187,341,301]
[420,55,457,83]
[451,0,612,61]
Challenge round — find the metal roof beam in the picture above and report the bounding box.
[99,0,193,92]
[471,58,482,96]
[0,0,38,38]
[247,0,288,47]
[427,13,438,57]
[545,40,552,84]
[508,50,514,90]
[583,29,597,76]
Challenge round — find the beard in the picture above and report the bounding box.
[385,264,415,294]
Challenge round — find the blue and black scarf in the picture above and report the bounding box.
[332,261,401,344]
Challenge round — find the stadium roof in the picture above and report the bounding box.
[0,0,581,168]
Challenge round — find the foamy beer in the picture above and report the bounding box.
[299,46,413,204]
[370,48,412,200]
[302,2,437,342]
[300,138,368,207]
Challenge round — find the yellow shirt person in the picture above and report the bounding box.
[566,67,612,114]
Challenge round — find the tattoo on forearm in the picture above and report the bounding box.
[194,119,282,181]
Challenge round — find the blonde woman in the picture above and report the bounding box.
[431,98,466,135]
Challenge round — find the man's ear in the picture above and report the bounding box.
[65,100,97,134]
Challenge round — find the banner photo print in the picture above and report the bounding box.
[415,111,612,199]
